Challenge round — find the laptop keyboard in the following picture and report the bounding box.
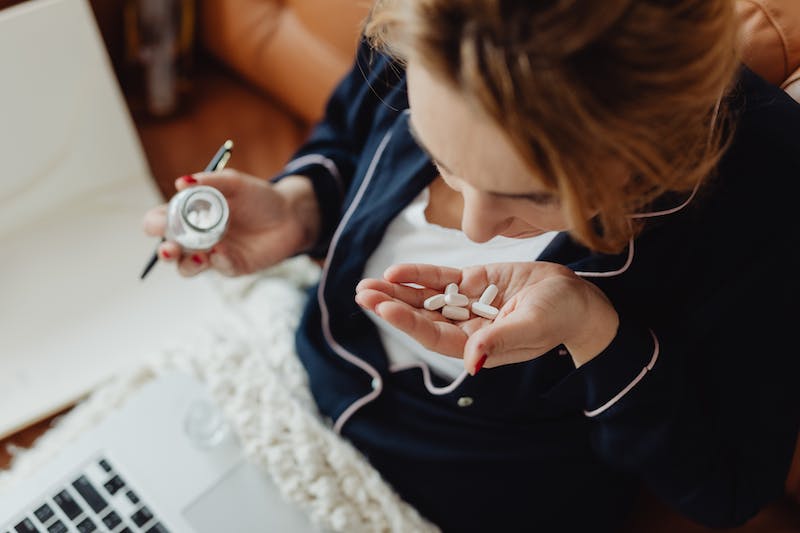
[3,457,170,533]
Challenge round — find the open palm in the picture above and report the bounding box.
[355,261,610,373]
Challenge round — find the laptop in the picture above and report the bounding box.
[0,0,232,439]
[0,373,319,532]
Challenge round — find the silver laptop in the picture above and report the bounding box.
[0,373,319,533]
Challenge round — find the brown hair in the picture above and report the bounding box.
[365,0,739,253]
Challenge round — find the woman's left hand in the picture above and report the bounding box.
[355,262,620,374]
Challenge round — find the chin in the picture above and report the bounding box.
[501,229,547,239]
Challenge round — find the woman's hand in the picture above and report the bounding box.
[355,262,619,374]
[142,170,319,276]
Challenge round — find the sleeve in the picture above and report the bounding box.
[270,39,405,258]
[570,243,800,528]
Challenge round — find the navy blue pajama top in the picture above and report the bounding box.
[272,40,800,528]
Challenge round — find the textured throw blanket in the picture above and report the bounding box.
[0,257,437,533]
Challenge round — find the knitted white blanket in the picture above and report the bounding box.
[0,257,438,533]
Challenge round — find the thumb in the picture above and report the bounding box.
[464,312,549,373]
[174,170,242,197]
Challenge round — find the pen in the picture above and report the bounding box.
[139,139,233,280]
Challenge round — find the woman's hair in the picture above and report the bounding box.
[365,0,740,253]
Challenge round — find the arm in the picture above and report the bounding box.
[269,39,406,257]
[573,246,799,527]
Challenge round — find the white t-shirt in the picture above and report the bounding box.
[361,187,558,380]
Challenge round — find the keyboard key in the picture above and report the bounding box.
[76,518,95,533]
[52,490,82,520]
[98,459,112,473]
[130,507,153,527]
[72,476,107,514]
[103,475,125,496]
[33,503,54,524]
[13,518,37,533]
[101,511,121,530]
[46,522,66,533]
[125,490,140,505]
[145,523,170,533]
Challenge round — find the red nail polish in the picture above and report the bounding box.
[161,250,171,259]
[191,254,203,265]
[474,354,488,374]
[181,175,197,184]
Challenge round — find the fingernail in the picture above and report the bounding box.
[191,254,203,265]
[474,354,488,375]
[161,250,171,259]
[181,174,197,184]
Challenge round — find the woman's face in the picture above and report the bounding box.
[407,60,570,242]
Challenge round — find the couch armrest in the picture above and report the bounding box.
[200,0,368,124]
[737,0,800,86]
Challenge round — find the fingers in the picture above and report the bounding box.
[463,312,549,373]
[142,204,168,237]
[371,299,468,358]
[177,250,210,277]
[355,278,439,309]
[157,241,181,262]
[382,264,462,291]
[174,170,242,196]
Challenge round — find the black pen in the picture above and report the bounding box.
[139,140,233,280]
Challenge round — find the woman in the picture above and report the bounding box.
[144,0,800,530]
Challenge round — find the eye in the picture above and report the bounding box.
[527,195,560,207]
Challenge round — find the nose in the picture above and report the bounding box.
[459,188,511,243]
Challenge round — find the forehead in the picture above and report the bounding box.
[406,60,546,194]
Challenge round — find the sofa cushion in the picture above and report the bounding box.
[200,0,370,124]
[737,0,800,87]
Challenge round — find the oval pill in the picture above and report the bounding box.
[471,302,499,320]
[445,283,459,295]
[479,284,499,305]
[442,305,470,321]
[423,294,446,311]
[444,293,469,307]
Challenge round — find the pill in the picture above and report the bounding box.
[445,283,459,295]
[479,284,499,305]
[423,294,446,311]
[442,305,470,321]
[444,293,469,307]
[471,302,499,320]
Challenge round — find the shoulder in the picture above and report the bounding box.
[723,67,800,177]
[709,67,800,221]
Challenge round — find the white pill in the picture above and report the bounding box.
[423,294,446,311]
[479,284,499,305]
[471,302,499,320]
[444,293,469,307]
[445,283,459,295]
[442,305,470,321]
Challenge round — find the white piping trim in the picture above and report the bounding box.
[574,236,635,278]
[583,329,660,417]
[319,129,396,435]
[284,154,344,194]
[389,363,470,395]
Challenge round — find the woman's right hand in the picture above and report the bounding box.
[142,170,319,277]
